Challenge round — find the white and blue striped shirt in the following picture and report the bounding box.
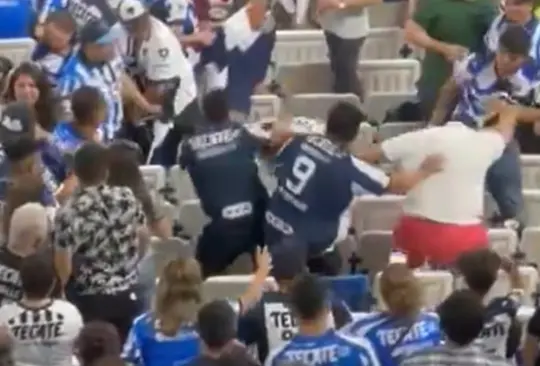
[57,52,124,141]
[452,52,539,128]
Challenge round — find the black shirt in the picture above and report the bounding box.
[0,248,23,305]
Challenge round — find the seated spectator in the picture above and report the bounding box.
[341,263,441,365]
[401,290,511,366]
[108,140,171,239]
[53,86,105,156]
[0,254,83,366]
[32,10,76,89]
[76,321,123,366]
[180,90,268,277]
[265,273,380,366]
[238,240,352,362]
[189,300,259,366]
[456,249,524,359]
[123,249,271,366]
[53,142,146,342]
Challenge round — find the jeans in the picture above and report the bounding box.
[486,140,523,220]
[323,31,364,96]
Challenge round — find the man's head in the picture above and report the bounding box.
[495,25,531,77]
[0,102,36,144]
[437,289,485,346]
[118,0,151,42]
[20,253,56,300]
[71,86,106,128]
[43,10,76,52]
[8,203,49,256]
[202,89,229,123]
[289,273,330,323]
[4,136,40,176]
[270,238,308,290]
[79,20,118,63]
[504,0,533,24]
[326,102,365,145]
[456,248,501,297]
[73,142,109,185]
[197,300,237,351]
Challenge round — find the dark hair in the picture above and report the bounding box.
[326,102,364,144]
[87,356,125,366]
[73,142,109,184]
[3,175,45,235]
[197,300,237,349]
[456,248,501,296]
[4,62,58,132]
[437,289,485,346]
[45,10,76,33]
[202,89,229,123]
[499,25,531,57]
[289,273,328,321]
[76,321,122,366]
[3,136,39,163]
[107,141,154,218]
[71,86,105,124]
[20,253,56,299]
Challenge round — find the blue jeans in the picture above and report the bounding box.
[486,140,523,220]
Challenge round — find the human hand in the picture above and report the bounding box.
[420,154,445,175]
[443,44,468,62]
[254,246,272,276]
[197,29,215,46]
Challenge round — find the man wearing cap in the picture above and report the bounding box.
[57,19,159,141]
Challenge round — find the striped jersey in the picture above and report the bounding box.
[38,0,118,28]
[0,299,83,366]
[33,48,76,90]
[57,51,124,141]
[452,52,539,128]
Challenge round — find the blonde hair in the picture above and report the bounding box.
[380,263,422,317]
[153,258,203,337]
[7,203,49,254]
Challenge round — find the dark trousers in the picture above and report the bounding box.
[72,289,141,343]
[324,31,364,97]
[307,248,342,276]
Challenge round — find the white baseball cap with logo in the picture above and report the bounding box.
[117,0,148,22]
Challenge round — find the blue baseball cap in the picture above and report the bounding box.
[79,20,118,45]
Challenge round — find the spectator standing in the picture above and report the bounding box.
[316,0,378,96]
[401,290,511,366]
[265,273,380,366]
[0,254,83,366]
[76,321,123,366]
[53,142,147,342]
[405,0,496,118]
[340,263,441,365]
[180,90,268,277]
[457,249,524,359]
[37,0,119,29]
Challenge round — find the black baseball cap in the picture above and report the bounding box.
[270,238,308,281]
[3,135,40,162]
[0,102,35,144]
[79,20,118,45]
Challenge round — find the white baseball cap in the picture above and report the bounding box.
[117,0,147,22]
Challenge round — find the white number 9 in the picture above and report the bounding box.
[285,155,316,195]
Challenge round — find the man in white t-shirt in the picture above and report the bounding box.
[0,254,83,366]
[361,101,517,268]
[117,0,200,165]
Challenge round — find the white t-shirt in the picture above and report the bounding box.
[0,299,83,366]
[381,123,506,224]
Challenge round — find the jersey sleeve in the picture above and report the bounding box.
[453,53,476,85]
[483,15,502,54]
[122,318,144,365]
[349,157,390,195]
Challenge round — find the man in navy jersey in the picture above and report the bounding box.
[265,102,444,275]
[238,240,352,363]
[37,0,118,29]
[179,90,268,277]
[265,274,380,366]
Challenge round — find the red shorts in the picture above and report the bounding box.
[393,215,488,268]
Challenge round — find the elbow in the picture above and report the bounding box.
[403,20,417,45]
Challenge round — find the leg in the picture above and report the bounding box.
[307,248,342,276]
[323,32,363,96]
[486,140,524,220]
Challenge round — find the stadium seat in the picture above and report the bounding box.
[373,269,454,310]
[351,195,404,234]
[203,275,277,302]
[355,230,393,276]
[324,274,370,311]
[273,30,327,66]
[178,199,209,239]
[140,165,167,193]
[455,266,539,307]
[524,189,540,227]
[520,155,540,190]
[361,27,404,60]
[521,227,540,268]
[0,38,35,65]
[250,95,281,121]
[148,237,194,277]
[367,2,407,28]
[169,165,198,204]
[488,228,519,258]
[289,93,361,120]
[376,121,424,141]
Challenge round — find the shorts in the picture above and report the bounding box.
[393,215,488,268]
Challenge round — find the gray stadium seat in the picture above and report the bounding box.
[377,121,424,141]
[250,95,281,121]
[351,195,404,234]
[356,230,393,276]
[140,165,166,194]
[520,155,540,189]
[289,93,361,120]
[178,199,209,239]
[169,165,198,204]
[203,275,276,302]
[0,38,36,65]
[524,189,540,227]
[521,227,540,268]
[488,228,518,258]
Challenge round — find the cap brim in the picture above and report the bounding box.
[93,28,119,45]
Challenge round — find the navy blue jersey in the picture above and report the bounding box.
[39,0,118,28]
[238,290,352,363]
[265,135,389,256]
[340,312,441,366]
[179,121,267,220]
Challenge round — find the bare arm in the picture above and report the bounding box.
[238,247,271,313]
[404,19,448,55]
[121,74,161,116]
[431,77,459,125]
[343,0,382,7]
